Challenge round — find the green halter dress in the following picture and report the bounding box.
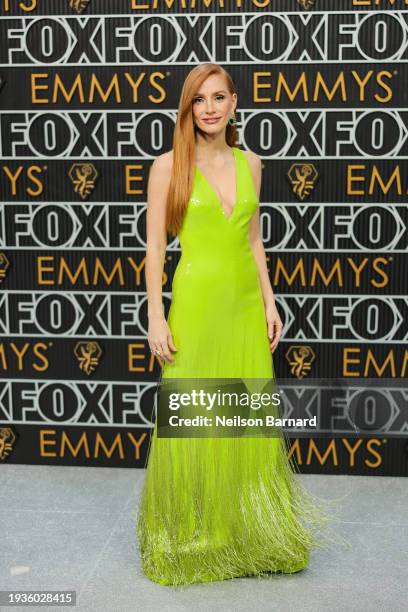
[136,146,325,587]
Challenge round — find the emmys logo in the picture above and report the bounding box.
[285,346,315,378]
[69,0,92,14]
[0,428,16,461]
[68,163,98,200]
[298,0,315,9]
[287,163,318,201]
[74,341,103,375]
[0,253,10,284]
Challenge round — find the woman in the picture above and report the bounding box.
[136,63,326,587]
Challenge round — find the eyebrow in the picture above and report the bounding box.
[194,90,228,96]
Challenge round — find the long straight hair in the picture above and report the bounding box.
[165,63,239,237]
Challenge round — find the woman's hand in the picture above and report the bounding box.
[265,302,283,354]
[148,315,177,363]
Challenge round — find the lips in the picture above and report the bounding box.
[203,117,221,124]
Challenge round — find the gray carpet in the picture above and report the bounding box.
[1,465,407,612]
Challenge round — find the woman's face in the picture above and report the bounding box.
[192,73,237,133]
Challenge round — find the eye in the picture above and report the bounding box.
[193,97,203,104]
[216,95,225,101]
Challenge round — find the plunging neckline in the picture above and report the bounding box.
[195,146,238,221]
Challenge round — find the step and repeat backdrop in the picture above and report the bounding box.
[0,0,407,475]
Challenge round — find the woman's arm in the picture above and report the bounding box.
[145,153,177,362]
[246,151,283,354]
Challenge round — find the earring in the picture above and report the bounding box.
[228,112,237,126]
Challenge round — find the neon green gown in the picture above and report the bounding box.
[136,146,326,587]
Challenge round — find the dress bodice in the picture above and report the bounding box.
[177,146,259,253]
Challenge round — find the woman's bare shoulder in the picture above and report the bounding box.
[149,150,174,179]
[240,147,262,169]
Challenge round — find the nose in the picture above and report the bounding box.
[204,100,215,113]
